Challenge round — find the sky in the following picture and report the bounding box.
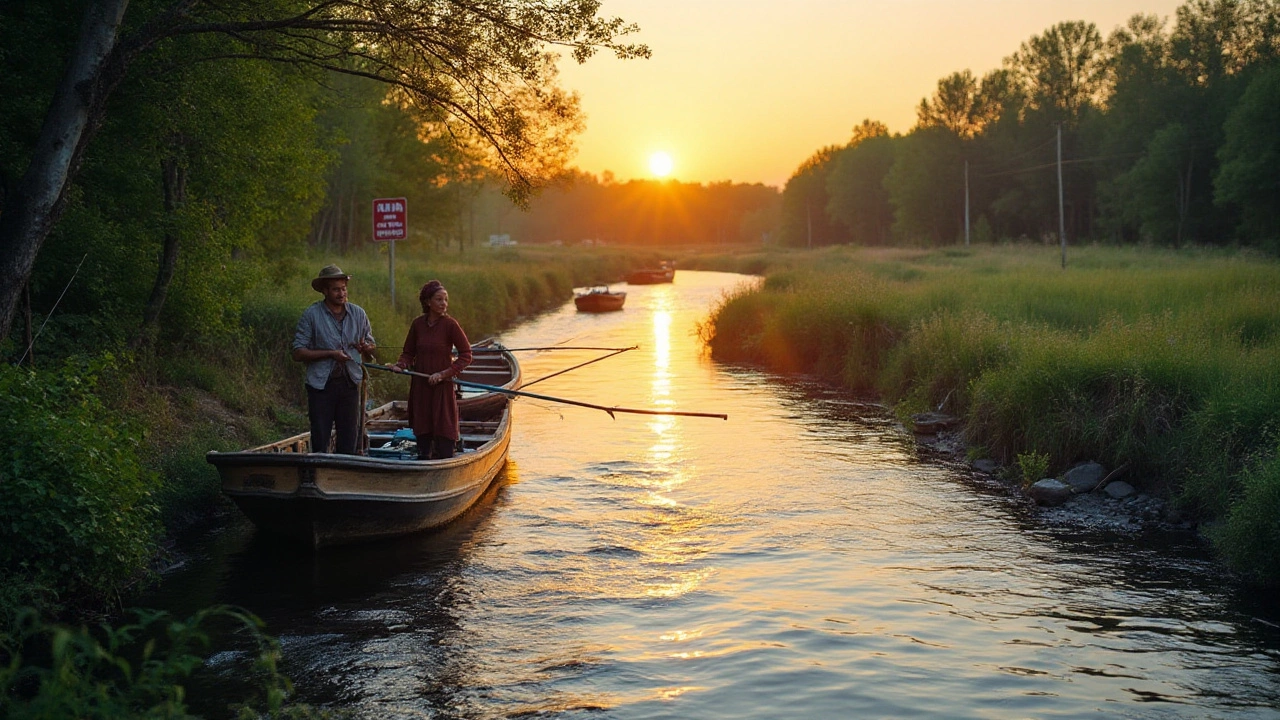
[555,0,1188,188]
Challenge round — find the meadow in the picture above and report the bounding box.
[688,244,1280,585]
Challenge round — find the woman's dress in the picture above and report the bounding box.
[397,315,472,441]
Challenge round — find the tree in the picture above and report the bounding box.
[826,127,897,245]
[884,127,965,245]
[779,147,844,247]
[1216,64,1280,248]
[916,70,984,138]
[0,0,648,343]
[1008,20,1107,123]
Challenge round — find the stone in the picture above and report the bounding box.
[1104,481,1136,499]
[912,411,959,434]
[1062,461,1107,493]
[1028,478,1073,506]
[972,458,999,474]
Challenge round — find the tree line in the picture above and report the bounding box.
[0,0,646,353]
[506,172,780,247]
[780,0,1280,251]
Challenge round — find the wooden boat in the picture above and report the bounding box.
[573,286,626,312]
[459,340,523,418]
[207,346,520,549]
[626,261,675,285]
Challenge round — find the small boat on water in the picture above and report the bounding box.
[626,261,675,285]
[207,346,521,549]
[573,286,627,312]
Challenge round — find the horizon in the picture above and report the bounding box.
[557,0,1186,188]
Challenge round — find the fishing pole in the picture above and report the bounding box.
[362,362,727,420]
[472,345,636,352]
[521,345,637,388]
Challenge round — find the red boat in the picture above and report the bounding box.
[574,286,627,312]
[626,261,675,285]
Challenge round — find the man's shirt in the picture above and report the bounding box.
[293,300,375,390]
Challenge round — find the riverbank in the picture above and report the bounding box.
[684,244,1280,586]
[1,244,662,623]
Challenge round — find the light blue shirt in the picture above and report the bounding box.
[293,300,375,390]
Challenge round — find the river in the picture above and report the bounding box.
[149,270,1280,718]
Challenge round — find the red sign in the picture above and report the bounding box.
[372,197,407,242]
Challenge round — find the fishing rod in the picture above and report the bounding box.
[472,345,636,353]
[362,362,727,420]
[521,345,637,388]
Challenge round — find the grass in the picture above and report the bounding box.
[697,243,1280,585]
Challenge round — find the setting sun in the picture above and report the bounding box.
[649,151,674,178]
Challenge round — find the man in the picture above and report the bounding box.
[292,264,376,454]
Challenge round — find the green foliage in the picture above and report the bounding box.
[1215,64,1280,250]
[0,605,328,719]
[826,134,896,245]
[1017,450,1051,487]
[884,127,965,245]
[1212,448,1280,585]
[0,359,160,612]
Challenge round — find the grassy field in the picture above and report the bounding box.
[688,243,1280,585]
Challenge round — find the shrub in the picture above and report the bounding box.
[0,606,310,718]
[1017,450,1051,487]
[1211,450,1280,585]
[0,358,160,614]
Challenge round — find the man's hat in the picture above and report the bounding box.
[312,264,351,292]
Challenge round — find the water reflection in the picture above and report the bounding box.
[145,271,1280,719]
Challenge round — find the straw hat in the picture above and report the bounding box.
[311,264,351,292]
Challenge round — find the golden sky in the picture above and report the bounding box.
[557,0,1187,187]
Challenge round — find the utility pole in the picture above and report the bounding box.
[1057,124,1066,269]
[964,159,971,247]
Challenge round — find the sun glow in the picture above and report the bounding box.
[649,151,674,178]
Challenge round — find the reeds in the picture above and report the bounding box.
[703,244,1280,584]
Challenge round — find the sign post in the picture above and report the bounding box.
[372,197,407,309]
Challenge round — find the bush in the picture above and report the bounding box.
[1212,450,1280,585]
[1017,450,1050,487]
[0,606,313,718]
[0,358,160,614]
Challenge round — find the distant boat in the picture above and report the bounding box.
[574,286,627,312]
[208,346,520,549]
[626,261,675,285]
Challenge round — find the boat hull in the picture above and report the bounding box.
[209,347,518,548]
[626,268,674,284]
[574,291,626,312]
[213,424,509,547]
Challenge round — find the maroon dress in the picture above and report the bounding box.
[397,315,473,441]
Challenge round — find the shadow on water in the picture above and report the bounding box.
[139,466,518,717]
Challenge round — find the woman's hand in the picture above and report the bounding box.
[428,371,446,385]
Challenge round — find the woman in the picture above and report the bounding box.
[393,280,473,459]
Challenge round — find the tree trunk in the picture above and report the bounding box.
[136,156,187,346]
[0,0,130,343]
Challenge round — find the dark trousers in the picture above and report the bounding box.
[307,373,360,454]
[417,435,456,460]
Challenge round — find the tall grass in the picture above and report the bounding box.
[702,244,1280,585]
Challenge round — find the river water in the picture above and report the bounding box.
[150,270,1280,718]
